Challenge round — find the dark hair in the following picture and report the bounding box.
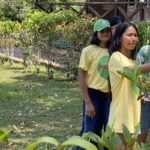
[90,32,100,45]
[109,22,139,59]
[90,31,111,47]
[109,16,124,27]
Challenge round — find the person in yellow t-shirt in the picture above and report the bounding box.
[76,19,112,150]
[108,22,150,149]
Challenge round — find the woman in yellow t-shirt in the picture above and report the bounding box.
[76,19,112,150]
[108,22,150,149]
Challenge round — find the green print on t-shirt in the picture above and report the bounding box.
[98,56,109,79]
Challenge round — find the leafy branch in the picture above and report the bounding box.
[117,61,150,100]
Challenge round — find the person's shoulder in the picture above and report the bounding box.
[139,45,150,53]
[82,45,96,52]
[110,51,122,62]
[111,51,121,58]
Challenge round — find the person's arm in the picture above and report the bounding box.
[139,63,150,73]
[78,68,96,118]
[128,63,150,73]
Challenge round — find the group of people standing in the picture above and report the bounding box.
[77,16,150,149]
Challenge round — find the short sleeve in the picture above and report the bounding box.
[109,52,127,72]
[79,48,92,71]
[137,48,145,64]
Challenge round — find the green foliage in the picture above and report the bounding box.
[0,124,98,150]
[83,126,122,150]
[25,137,59,150]
[122,124,147,150]
[61,136,97,150]
[59,15,95,51]
[1,133,98,150]
[0,62,83,149]
[0,20,16,35]
[0,0,31,22]
[0,52,10,64]
[134,20,150,50]
[0,21,21,51]
[0,63,150,149]
[57,15,95,81]
[0,129,10,143]
[122,124,137,147]
[62,50,80,81]
[82,124,147,150]
[117,61,150,95]
[31,54,40,73]
[19,30,32,68]
[1,124,147,150]
[22,10,78,33]
[22,10,79,79]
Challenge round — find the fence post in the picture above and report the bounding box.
[139,3,144,21]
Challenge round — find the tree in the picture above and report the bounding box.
[0,0,31,22]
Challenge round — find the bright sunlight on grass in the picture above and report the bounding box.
[1,62,150,150]
[0,62,82,149]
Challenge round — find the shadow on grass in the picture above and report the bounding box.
[11,72,75,84]
[0,63,82,149]
[5,67,24,70]
[0,77,82,147]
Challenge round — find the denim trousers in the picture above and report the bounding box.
[76,88,110,150]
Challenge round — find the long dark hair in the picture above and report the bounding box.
[109,22,139,59]
[90,31,111,48]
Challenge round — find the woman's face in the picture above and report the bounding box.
[97,28,111,42]
[120,26,138,51]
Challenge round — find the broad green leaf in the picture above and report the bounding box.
[122,125,136,146]
[61,136,98,150]
[117,65,150,93]
[109,133,122,149]
[128,138,135,147]
[82,132,104,149]
[139,143,147,150]
[133,60,139,74]
[25,137,59,150]
[0,129,5,136]
[0,132,8,142]
[101,130,109,148]
[105,125,113,137]
[0,129,10,142]
[134,124,140,139]
[122,125,131,144]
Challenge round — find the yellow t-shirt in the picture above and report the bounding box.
[108,51,140,133]
[79,45,109,93]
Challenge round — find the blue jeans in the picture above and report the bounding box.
[76,88,110,150]
[141,101,150,133]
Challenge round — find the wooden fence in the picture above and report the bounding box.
[34,1,150,21]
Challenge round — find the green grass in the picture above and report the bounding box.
[1,62,150,150]
[0,62,82,149]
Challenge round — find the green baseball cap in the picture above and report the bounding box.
[94,19,111,32]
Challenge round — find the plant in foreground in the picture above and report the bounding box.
[82,125,147,150]
[0,128,10,143]
[25,136,97,150]
[0,125,148,150]
[117,61,150,100]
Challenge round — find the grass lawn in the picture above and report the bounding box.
[0,62,150,150]
[0,62,82,150]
